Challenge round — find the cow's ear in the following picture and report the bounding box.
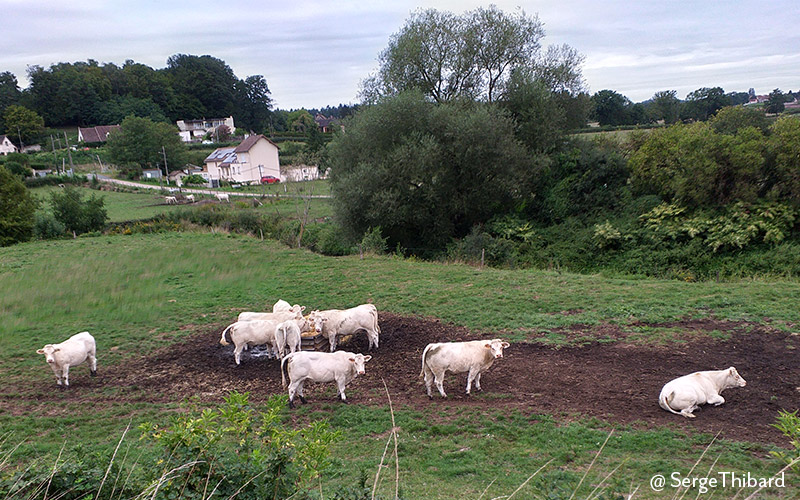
[363,355,372,362]
[349,357,355,363]
[729,367,736,374]
[502,342,510,348]
[36,348,45,354]
[484,343,491,349]
[300,306,306,311]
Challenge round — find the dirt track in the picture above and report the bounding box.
[15,314,800,446]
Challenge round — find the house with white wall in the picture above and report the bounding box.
[177,116,235,142]
[203,134,280,184]
[0,135,18,155]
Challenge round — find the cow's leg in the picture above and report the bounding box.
[234,344,245,365]
[337,378,348,403]
[708,394,725,406]
[465,369,479,395]
[297,380,307,404]
[423,366,434,399]
[434,370,447,398]
[288,379,302,408]
[88,353,97,376]
[329,334,337,352]
[474,371,483,392]
[62,365,70,387]
[54,367,64,387]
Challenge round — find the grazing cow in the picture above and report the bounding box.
[658,367,747,418]
[281,350,372,408]
[308,304,380,351]
[237,309,305,323]
[165,196,178,204]
[36,331,97,388]
[420,339,510,398]
[272,299,305,314]
[185,194,195,203]
[215,193,230,202]
[275,320,302,357]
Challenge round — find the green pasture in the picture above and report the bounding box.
[29,183,333,221]
[1,233,798,498]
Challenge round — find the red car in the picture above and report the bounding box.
[261,176,280,184]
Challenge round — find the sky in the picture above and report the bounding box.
[1,1,798,110]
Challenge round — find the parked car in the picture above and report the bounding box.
[261,175,280,184]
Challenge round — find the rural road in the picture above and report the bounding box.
[91,174,332,200]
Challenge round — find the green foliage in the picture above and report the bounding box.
[765,88,786,114]
[711,105,769,135]
[0,165,37,246]
[107,115,188,171]
[681,86,730,121]
[2,105,45,144]
[771,410,800,471]
[766,116,800,204]
[33,212,66,239]
[140,392,339,500]
[4,160,30,178]
[49,185,108,235]
[182,174,206,185]
[360,226,388,255]
[328,91,532,255]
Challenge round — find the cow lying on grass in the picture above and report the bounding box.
[658,367,747,418]
[420,339,510,398]
[281,351,372,408]
[37,331,97,388]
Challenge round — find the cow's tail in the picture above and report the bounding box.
[219,323,236,346]
[281,353,292,389]
[420,344,435,378]
[658,390,681,415]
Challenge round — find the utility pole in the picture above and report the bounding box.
[16,126,24,152]
[51,135,58,174]
[161,146,170,187]
[63,131,74,172]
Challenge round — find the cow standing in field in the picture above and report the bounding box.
[164,196,177,204]
[658,367,747,418]
[281,350,372,408]
[185,194,195,203]
[220,314,307,364]
[420,339,510,398]
[215,193,230,202]
[36,331,97,388]
[275,320,302,357]
[272,299,305,314]
[308,304,380,351]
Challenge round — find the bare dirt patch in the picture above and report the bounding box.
[14,314,800,445]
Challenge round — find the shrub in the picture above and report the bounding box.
[33,212,66,239]
[49,186,108,235]
[360,226,388,255]
[0,165,37,246]
[182,174,206,185]
[314,224,354,256]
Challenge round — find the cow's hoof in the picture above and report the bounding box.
[90,370,97,377]
[299,396,307,405]
[288,401,295,409]
[340,399,349,404]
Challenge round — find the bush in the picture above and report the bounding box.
[314,224,354,256]
[33,212,66,239]
[49,186,108,235]
[360,226,388,255]
[140,392,339,500]
[182,173,206,185]
[0,165,37,246]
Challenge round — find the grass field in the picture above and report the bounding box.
[30,183,334,222]
[1,233,798,498]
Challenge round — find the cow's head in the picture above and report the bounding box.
[36,345,59,364]
[290,304,306,314]
[484,339,510,359]
[311,315,327,334]
[727,367,747,387]
[349,353,372,375]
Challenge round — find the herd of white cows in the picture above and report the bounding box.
[35,301,747,417]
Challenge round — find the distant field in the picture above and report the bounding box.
[30,182,334,221]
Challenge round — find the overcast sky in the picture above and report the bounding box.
[1,1,798,110]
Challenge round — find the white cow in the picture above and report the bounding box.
[36,331,97,388]
[185,194,195,203]
[272,299,305,314]
[281,350,372,408]
[238,309,305,323]
[658,367,747,418]
[275,320,302,357]
[215,193,230,202]
[220,314,307,363]
[165,196,177,204]
[308,304,380,351]
[420,339,510,398]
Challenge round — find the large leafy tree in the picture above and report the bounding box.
[650,90,680,124]
[362,6,580,105]
[107,115,187,173]
[765,88,786,114]
[235,75,273,132]
[26,61,112,125]
[591,89,632,126]
[328,91,532,253]
[2,105,45,146]
[767,116,800,203]
[681,87,729,121]
[0,71,21,132]
[164,54,239,119]
[49,186,107,235]
[0,165,37,246]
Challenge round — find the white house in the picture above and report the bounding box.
[0,135,18,155]
[177,116,235,143]
[203,134,280,184]
[282,164,320,182]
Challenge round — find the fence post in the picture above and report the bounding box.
[481,248,485,268]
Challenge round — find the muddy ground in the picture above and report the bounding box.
[15,314,800,446]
